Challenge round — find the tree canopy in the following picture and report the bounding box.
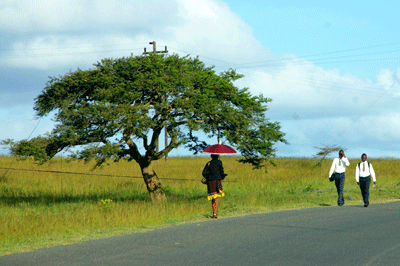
[313,144,344,167]
[2,53,287,202]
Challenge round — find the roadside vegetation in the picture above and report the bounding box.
[1,156,399,256]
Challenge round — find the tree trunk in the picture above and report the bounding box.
[141,164,167,203]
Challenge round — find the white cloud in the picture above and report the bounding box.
[172,0,268,63]
[5,35,146,70]
[1,0,180,69]
[0,0,178,33]
[369,113,400,141]
[238,57,391,119]
[376,69,395,89]
[1,0,270,70]
[396,68,400,81]
[276,113,400,158]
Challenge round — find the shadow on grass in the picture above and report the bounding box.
[318,203,332,207]
[0,194,149,206]
[0,191,207,206]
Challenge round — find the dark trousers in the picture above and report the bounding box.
[359,176,371,205]
[335,173,345,205]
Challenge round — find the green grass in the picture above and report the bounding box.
[1,156,399,256]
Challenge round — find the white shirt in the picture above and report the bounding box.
[355,161,376,182]
[328,157,350,178]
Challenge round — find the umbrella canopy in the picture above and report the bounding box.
[203,142,237,155]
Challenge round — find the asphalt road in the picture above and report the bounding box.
[2,201,400,266]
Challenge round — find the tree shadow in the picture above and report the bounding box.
[318,203,331,206]
[0,193,151,206]
[0,190,207,206]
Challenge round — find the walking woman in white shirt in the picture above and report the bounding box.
[329,149,350,206]
[355,153,376,207]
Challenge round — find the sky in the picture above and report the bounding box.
[1,0,400,159]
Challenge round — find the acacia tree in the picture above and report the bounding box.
[3,53,287,202]
[313,144,342,167]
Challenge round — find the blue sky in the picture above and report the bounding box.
[1,0,400,159]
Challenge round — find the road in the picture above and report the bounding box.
[1,201,400,265]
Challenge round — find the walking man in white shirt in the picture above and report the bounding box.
[329,149,350,206]
[355,153,376,207]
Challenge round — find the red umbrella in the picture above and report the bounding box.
[203,141,237,155]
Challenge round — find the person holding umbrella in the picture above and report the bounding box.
[202,141,236,218]
[202,154,227,219]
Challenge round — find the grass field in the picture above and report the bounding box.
[1,156,399,256]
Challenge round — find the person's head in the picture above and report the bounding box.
[361,153,367,162]
[211,154,219,160]
[339,149,344,158]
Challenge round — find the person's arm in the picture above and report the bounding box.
[202,162,210,177]
[343,156,350,166]
[370,163,376,183]
[328,159,336,178]
[355,163,360,184]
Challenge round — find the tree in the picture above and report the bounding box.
[2,53,287,202]
[313,144,342,167]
